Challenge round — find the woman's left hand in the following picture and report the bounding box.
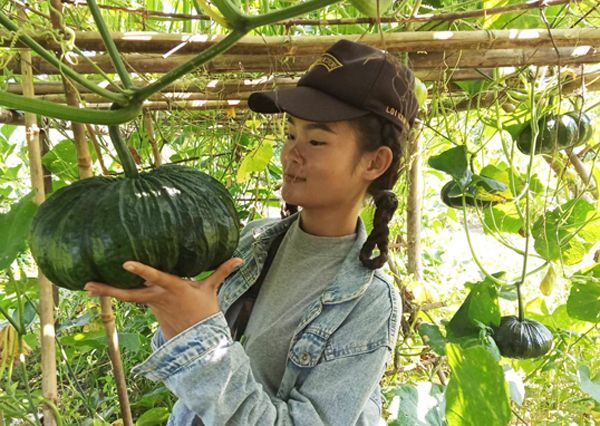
[84,258,244,341]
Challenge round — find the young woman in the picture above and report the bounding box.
[85,39,419,425]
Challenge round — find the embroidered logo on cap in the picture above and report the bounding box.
[309,53,343,72]
[385,106,409,129]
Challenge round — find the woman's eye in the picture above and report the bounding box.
[310,140,325,146]
[285,133,295,141]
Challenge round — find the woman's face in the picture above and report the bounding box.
[280,115,372,211]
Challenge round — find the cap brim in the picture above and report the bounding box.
[248,86,369,122]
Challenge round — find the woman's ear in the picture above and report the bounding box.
[364,146,393,181]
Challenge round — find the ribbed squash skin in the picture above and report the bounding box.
[440,181,497,209]
[517,114,581,155]
[29,164,239,290]
[492,316,553,359]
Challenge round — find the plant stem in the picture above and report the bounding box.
[0,304,22,335]
[0,11,127,104]
[245,0,344,27]
[86,0,133,89]
[132,29,246,102]
[212,0,247,29]
[108,124,139,178]
[192,0,230,28]
[0,90,141,124]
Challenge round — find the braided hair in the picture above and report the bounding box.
[280,113,410,270]
[354,114,407,270]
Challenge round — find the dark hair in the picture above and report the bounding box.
[280,113,409,270]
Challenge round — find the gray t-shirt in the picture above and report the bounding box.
[243,218,357,396]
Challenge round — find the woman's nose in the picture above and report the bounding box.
[284,142,304,165]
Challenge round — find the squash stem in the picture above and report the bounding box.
[108,124,139,178]
[0,90,141,124]
[245,0,343,28]
[86,0,134,90]
[516,280,524,321]
[131,30,246,102]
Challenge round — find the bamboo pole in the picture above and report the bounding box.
[46,1,134,423]
[5,27,598,54]
[406,120,424,281]
[99,297,134,426]
[143,110,161,167]
[7,46,599,75]
[0,108,23,124]
[48,0,93,179]
[18,11,58,426]
[8,68,600,102]
[566,149,598,198]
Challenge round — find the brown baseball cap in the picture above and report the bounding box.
[248,39,418,132]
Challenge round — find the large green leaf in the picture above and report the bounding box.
[445,343,511,426]
[567,264,600,323]
[532,199,600,265]
[578,365,600,403]
[428,145,472,188]
[446,276,501,339]
[386,382,446,426]
[0,193,38,270]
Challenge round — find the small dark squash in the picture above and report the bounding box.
[492,315,553,359]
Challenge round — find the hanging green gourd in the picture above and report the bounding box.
[491,316,553,359]
[516,112,592,155]
[28,125,240,291]
[440,180,500,209]
[491,277,553,359]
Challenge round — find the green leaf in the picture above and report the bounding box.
[418,323,446,355]
[428,145,472,188]
[471,174,507,193]
[578,365,600,403]
[236,136,275,183]
[0,193,38,270]
[445,343,511,426]
[42,139,97,182]
[386,382,446,426]
[360,204,375,235]
[483,204,524,234]
[60,330,141,351]
[532,199,600,265]
[567,278,600,324]
[135,407,171,426]
[503,365,525,406]
[446,276,501,339]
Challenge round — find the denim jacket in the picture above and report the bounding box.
[132,212,402,425]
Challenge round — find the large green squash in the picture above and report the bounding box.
[29,164,239,291]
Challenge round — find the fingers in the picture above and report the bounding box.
[204,257,244,289]
[122,261,185,290]
[84,281,159,304]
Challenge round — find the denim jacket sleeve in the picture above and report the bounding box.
[132,308,393,425]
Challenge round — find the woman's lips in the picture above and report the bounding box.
[284,173,306,182]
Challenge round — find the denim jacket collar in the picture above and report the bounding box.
[248,212,374,304]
